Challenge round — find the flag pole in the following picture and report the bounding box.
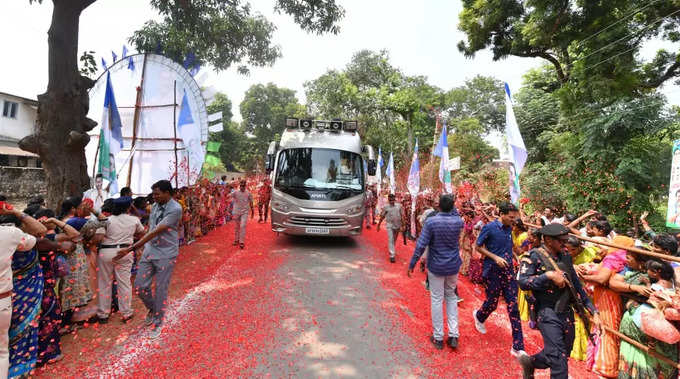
[127,53,148,188]
[173,80,179,188]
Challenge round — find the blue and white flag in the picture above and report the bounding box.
[127,56,135,71]
[122,45,128,58]
[385,152,395,194]
[377,147,384,184]
[407,139,420,196]
[101,57,107,70]
[177,90,206,183]
[433,121,452,193]
[112,51,118,63]
[504,83,528,204]
[98,72,124,194]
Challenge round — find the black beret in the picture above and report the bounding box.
[539,223,569,238]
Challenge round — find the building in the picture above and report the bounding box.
[0,91,40,168]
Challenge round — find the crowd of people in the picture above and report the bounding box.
[0,173,271,378]
[374,181,680,379]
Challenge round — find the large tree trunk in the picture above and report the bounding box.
[19,0,98,209]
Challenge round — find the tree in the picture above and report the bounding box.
[239,83,305,158]
[457,0,680,103]
[24,0,344,207]
[444,75,505,134]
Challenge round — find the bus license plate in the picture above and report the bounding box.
[306,227,330,235]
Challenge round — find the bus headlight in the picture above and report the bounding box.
[273,201,290,212]
[346,205,362,215]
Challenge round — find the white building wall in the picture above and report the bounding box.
[0,93,37,141]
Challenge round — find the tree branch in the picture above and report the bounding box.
[642,60,680,88]
[515,50,568,83]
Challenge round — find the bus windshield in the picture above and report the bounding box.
[275,148,364,192]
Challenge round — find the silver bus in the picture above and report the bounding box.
[265,118,376,237]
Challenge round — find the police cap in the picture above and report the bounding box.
[539,223,569,239]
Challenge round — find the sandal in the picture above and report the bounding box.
[239,243,245,249]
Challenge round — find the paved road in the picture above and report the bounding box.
[253,236,420,378]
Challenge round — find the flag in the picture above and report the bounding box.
[206,141,221,152]
[190,63,201,77]
[101,57,107,70]
[407,139,420,233]
[386,152,395,194]
[407,139,420,196]
[377,147,384,182]
[177,90,206,183]
[112,51,118,63]
[505,83,528,204]
[205,154,221,166]
[128,57,135,71]
[433,121,452,193]
[122,45,128,58]
[98,72,124,194]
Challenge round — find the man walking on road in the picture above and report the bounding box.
[472,202,527,358]
[116,180,182,339]
[377,193,404,263]
[257,179,271,223]
[232,179,253,249]
[407,194,463,350]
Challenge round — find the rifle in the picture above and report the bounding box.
[536,248,595,342]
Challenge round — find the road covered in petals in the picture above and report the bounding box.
[35,219,592,378]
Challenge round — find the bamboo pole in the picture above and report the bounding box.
[173,80,179,188]
[127,53,148,188]
[524,222,680,264]
[597,322,680,370]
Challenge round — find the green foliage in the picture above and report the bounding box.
[79,50,97,79]
[240,82,305,156]
[131,0,344,73]
[458,0,680,104]
[444,75,505,134]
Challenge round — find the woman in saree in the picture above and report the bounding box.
[33,209,79,366]
[578,235,634,377]
[9,241,44,378]
[512,220,531,321]
[608,253,677,378]
[58,197,93,333]
[565,236,599,361]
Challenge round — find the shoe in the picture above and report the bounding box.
[389,256,396,263]
[517,352,535,379]
[121,314,134,324]
[144,312,154,327]
[511,348,528,359]
[239,243,245,249]
[149,326,162,339]
[366,225,371,229]
[447,336,458,349]
[430,336,444,350]
[232,241,239,246]
[472,309,487,334]
[457,297,464,303]
[47,354,64,364]
[420,260,425,272]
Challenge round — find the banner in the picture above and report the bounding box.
[450,156,461,171]
[667,140,680,227]
[206,141,221,153]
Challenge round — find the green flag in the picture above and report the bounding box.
[206,141,221,153]
[205,154,221,166]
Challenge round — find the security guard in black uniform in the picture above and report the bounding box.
[517,223,601,379]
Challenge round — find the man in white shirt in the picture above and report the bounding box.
[232,180,253,249]
[83,174,110,212]
[0,203,43,377]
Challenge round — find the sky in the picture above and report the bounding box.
[1,0,678,140]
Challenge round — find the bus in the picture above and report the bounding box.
[265,118,376,236]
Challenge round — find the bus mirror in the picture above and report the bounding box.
[367,160,376,176]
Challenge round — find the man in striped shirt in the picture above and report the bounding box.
[407,194,463,350]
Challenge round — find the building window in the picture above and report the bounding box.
[0,155,8,166]
[16,157,28,167]
[2,101,18,118]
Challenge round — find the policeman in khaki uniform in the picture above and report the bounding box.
[517,223,601,379]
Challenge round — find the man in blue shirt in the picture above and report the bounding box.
[116,180,182,339]
[472,202,526,358]
[407,194,463,350]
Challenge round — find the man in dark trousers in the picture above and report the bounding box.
[472,202,526,358]
[517,223,601,379]
[407,194,463,350]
